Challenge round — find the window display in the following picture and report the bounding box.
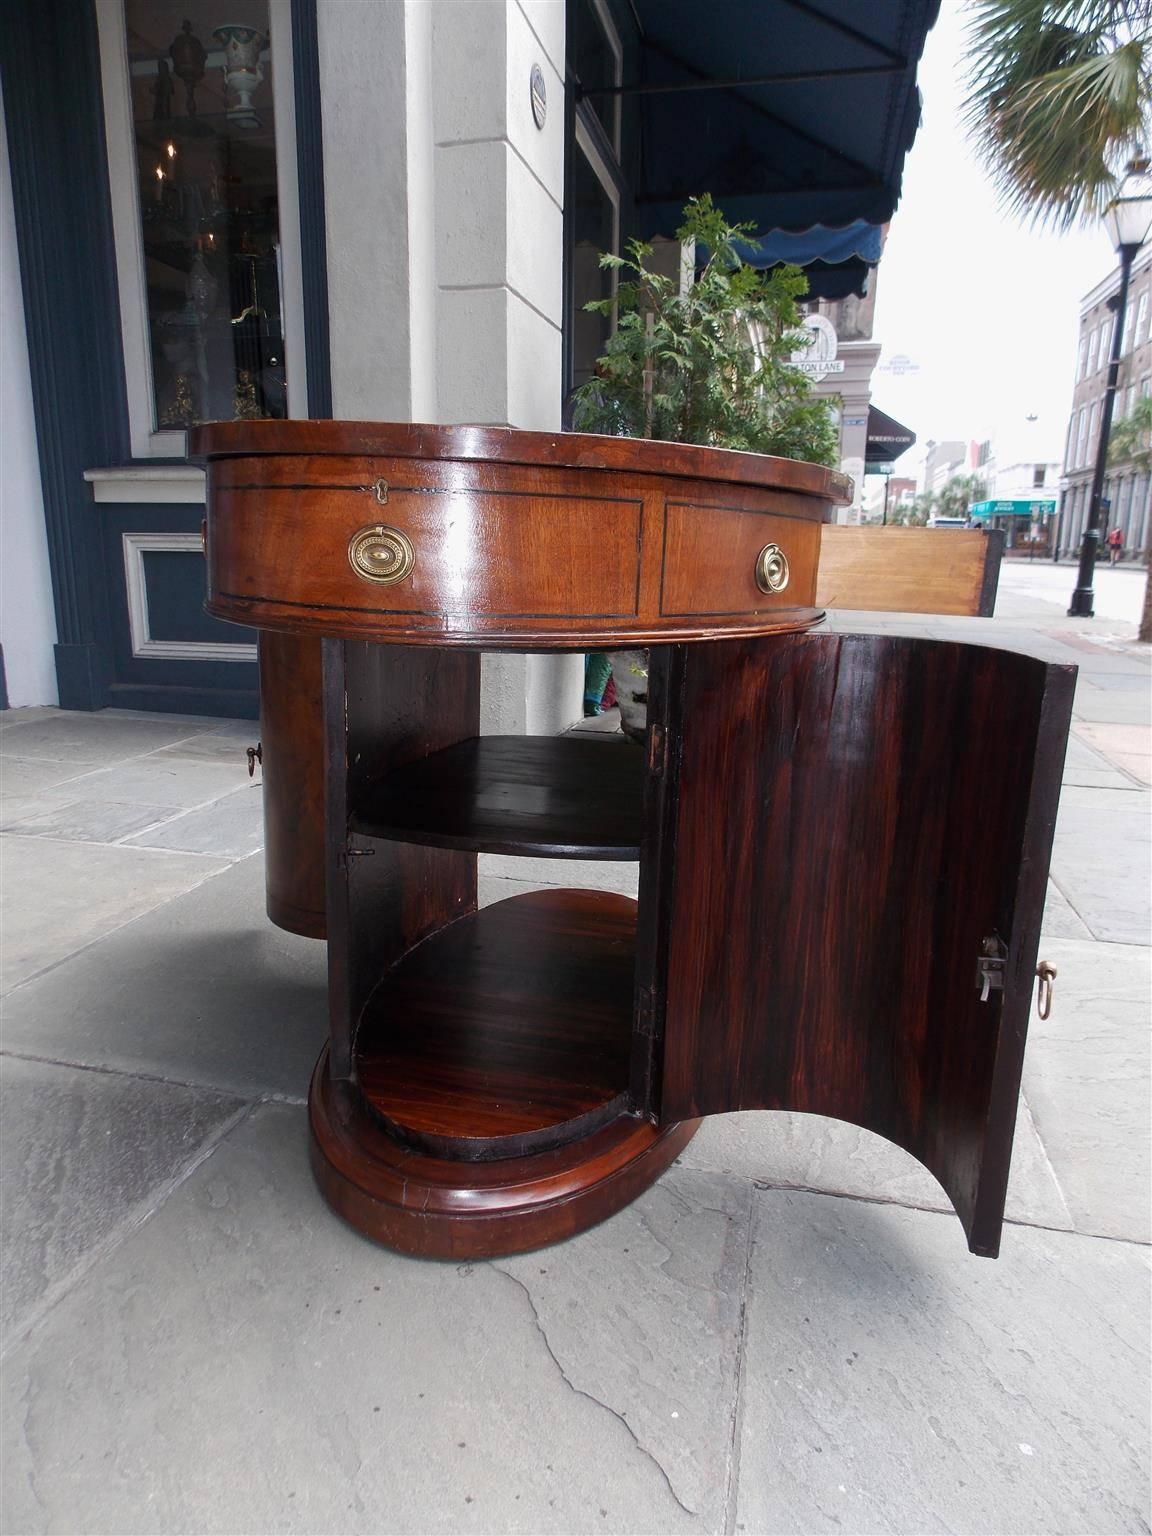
[123,1,286,428]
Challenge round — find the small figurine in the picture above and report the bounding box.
[233,370,262,419]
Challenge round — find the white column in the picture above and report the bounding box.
[316,0,580,733]
[317,0,415,420]
[426,0,577,733]
[0,93,58,707]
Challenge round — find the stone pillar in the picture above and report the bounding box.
[828,341,881,524]
[316,0,581,732]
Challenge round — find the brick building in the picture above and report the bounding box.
[1058,243,1152,559]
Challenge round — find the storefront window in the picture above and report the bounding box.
[123,1,286,428]
[571,0,621,150]
[569,147,617,394]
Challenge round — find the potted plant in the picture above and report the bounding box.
[571,195,841,737]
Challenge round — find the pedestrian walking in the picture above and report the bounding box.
[1107,526,1124,565]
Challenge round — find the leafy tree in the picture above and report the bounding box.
[1109,396,1152,639]
[898,491,937,526]
[571,195,840,467]
[1109,394,1152,472]
[966,2,1152,641]
[935,474,988,518]
[965,1,1152,229]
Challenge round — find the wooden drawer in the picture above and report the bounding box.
[210,483,644,626]
[659,501,821,616]
[200,432,842,645]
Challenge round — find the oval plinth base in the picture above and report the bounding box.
[308,1049,699,1259]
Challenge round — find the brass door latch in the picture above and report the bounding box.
[977,938,1057,1018]
[976,935,1006,1002]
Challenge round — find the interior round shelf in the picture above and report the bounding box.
[355,888,636,1160]
[350,734,645,859]
[351,734,645,860]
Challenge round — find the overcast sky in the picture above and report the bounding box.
[869,0,1120,475]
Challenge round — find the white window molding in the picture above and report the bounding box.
[85,466,205,503]
[574,114,621,255]
[96,0,308,459]
[589,0,624,155]
[122,531,256,661]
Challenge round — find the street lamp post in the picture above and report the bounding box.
[1069,160,1152,617]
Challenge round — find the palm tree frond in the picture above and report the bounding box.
[964,1,1152,228]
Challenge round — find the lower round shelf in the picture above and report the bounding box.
[355,888,637,1160]
[310,1051,698,1258]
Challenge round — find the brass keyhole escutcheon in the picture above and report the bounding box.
[348,524,415,585]
[755,542,790,595]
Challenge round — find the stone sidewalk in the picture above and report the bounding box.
[1,564,1148,1535]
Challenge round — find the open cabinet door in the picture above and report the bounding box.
[648,632,1075,1256]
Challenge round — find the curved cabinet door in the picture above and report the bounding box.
[647,632,1075,1257]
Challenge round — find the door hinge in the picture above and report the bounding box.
[340,844,376,870]
[976,935,1007,1002]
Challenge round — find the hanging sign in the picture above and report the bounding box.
[791,314,844,379]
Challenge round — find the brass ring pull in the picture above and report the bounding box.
[755,542,790,594]
[1036,960,1057,1020]
[348,524,415,585]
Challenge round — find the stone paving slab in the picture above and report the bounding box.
[1071,688,1152,726]
[1060,732,1140,789]
[1049,785,1151,944]
[124,784,265,858]
[0,1104,744,1536]
[0,1057,245,1347]
[735,1188,1151,1536]
[479,850,640,896]
[149,720,261,765]
[1040,876,1093,939]
[38,754,255,810]
[1,798,181,845]
[1022,937,1152,1243]
[0,755,106,798]
[1073,722,1152,786]
[0,712,217,766]
[0,836,229,993]
[0,854,327,1100]
[678,1095,1072,1235]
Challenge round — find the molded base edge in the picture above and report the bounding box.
[308,1048,698,1259]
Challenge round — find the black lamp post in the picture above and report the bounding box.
[1069,160,1152,617]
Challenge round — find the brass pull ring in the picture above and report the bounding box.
[1036,960,1057,1020]
[755,542,790,595]
[348,524,415,585]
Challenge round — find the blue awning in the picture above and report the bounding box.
[739,220,885,268]
[578,0,940,296]
[733,219,885,295]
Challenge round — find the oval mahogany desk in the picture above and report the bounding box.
[193,422,1074,1262]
